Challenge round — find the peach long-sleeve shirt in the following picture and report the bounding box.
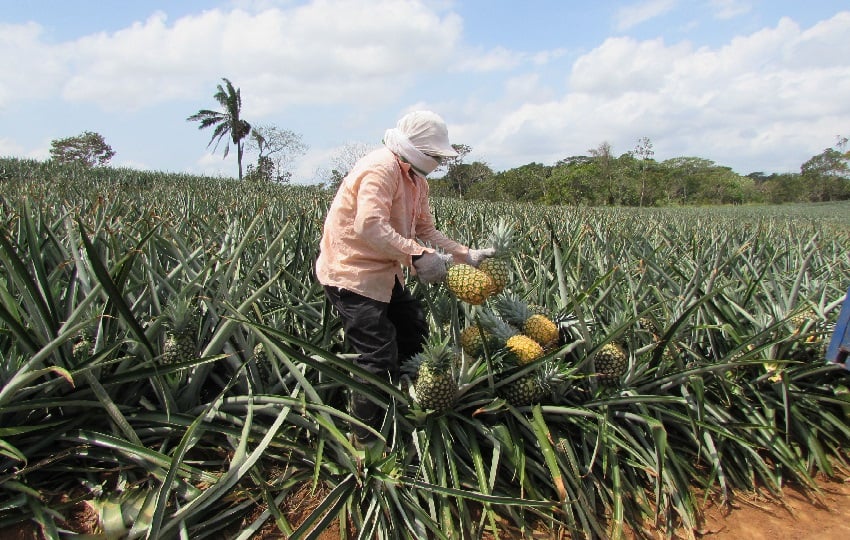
[315,147,469,302]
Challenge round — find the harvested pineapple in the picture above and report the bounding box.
[446,263,496,305]
[478,218,515,295]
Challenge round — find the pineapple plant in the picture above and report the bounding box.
[477,218,515,295]
[595,342,628,386]
[478,309,545,366]
[403,336,459,413]
[161,296,199,364]
[494,294,560,349]
[446,263,496,305]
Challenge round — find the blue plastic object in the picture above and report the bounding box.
[826,285,850,369]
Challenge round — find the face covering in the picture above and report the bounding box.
[383,128,440,176]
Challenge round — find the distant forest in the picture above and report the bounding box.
[429,138,850,206]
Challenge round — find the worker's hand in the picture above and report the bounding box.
[413,252,453,284]
[466,248,496,267]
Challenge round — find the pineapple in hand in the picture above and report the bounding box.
[446,263,496,305]
[478,218,515,296]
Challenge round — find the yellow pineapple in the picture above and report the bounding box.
[446,263,495,305]
[789,309,816,333]
[477,218,515,295]
[478,309,545,365]
[495,294,560,349]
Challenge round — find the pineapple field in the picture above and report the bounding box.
[1,157,850,539]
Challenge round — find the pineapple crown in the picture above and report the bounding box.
[487,218,516,258]
[476,308,518,342]
[163,295,198,334]
[402,334,455,377]
[493,293,532,325]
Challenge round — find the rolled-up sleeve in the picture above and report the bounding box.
[414,182,469,263]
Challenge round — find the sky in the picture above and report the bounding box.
[1,0,849,184]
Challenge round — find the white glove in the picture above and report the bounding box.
[466,247,496,267]
[413,252,453,284]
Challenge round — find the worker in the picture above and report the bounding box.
[315,110,493,449]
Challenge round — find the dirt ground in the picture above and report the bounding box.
[2,476,849,539]
[695,476,850,540]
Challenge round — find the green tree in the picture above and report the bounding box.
[435,144,473,196]
[187,77,253,180]
[492,162,550,203]
[801,137,850,201]
[246,124,308,183]
[589,142,625,205]
[49,131,115,167]
[633,136,654,207]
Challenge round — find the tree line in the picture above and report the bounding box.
[430,137,850,206]
[46,76,849,206]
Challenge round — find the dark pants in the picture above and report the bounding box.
[324,277,428,441]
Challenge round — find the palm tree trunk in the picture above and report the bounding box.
[237,142,244,180]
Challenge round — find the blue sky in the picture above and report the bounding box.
[1,0,848,183]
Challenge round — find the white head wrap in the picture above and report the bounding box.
[383,110,458,176]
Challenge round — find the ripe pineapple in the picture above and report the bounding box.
[595,342,628,386]
[460,325,498,358]
[404,336,458,413]
[789,309,816,332]
[495,294,560,349]
[161,296,199,364]
[477,218,515,295]
[446,263,496,305]
[478,309,545,365]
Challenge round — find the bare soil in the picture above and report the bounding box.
[694,475,850,540]
[3,476,849,539]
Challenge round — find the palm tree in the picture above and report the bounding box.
[187,77,253,180]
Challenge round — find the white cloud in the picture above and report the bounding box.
[0,22,68,110]
[470,12,850,174]
[614,0,678,31]
[7,1,463,114]
[709,0,752,20]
